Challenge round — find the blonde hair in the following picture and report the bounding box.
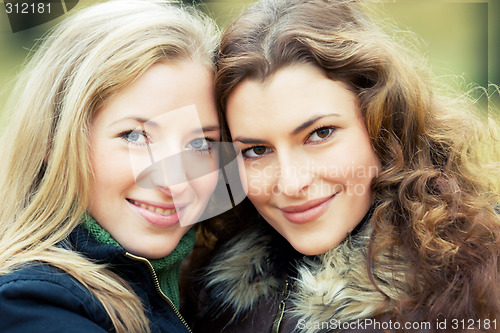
[0,0,218,331]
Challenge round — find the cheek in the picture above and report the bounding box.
[189,170,219,202]
[313,145,379,194]
[91,147,135,191]
[345,154,380,201]
[353,143,381,184]
[128,151,158,181]
[244,162,275,202]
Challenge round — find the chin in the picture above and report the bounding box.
[136,249,173,259]
[287,239,330,256]
[128,243,178,259]
[288,234,347,256]
[294,246,329,256]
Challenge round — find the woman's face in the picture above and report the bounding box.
[226,63,380,255]
[88,61,219,259]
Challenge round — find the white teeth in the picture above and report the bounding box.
[132,200,176,216]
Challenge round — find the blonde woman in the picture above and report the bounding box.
[0,0,220,332]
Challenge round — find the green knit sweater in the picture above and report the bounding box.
[81,213,195,309]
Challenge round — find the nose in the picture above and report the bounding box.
[135,148,190,195]
[155,157,190,195]
[275,150,313,197]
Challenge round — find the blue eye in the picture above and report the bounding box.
[120,130,150,146]
[242,146,272,159]
[306,127,335,143]
[187,137,213,153]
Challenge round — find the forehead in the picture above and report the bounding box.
[226,64,359,132]
[94,61,218,126]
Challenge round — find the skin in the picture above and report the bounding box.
[88,61,219,259]
[226,63,381,255]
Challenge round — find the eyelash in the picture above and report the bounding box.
[118,129,151,147]
[241,146,273,160]
[305,126,336,144]
[241,126,337,160]
[187,137,216,154]
[119,129,215,156]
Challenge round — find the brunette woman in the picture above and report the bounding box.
[187,0,500,332]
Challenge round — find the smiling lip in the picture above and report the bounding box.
[126,198,186,227]
[279,194,336,224]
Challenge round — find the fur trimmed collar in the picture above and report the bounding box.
[202,221,408,331]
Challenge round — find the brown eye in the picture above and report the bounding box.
[317,128,330,138]
[253,147,267,155]
[307,126,336,143]
[243,146,272,159]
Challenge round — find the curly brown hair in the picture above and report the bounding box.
[214,0,500,329]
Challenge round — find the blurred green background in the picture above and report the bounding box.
[0,0,498,121]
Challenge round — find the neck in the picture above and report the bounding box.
[80,212,196,308]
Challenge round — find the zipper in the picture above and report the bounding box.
[125,252,193,333]
[271,279,291,333]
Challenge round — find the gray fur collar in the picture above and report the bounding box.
[202,222,408,331]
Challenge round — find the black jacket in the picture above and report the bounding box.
[0,226,191,332]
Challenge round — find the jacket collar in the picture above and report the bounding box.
[202,220,407,327]
[66,225,127,264]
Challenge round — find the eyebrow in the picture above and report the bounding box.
[233,113,340,144]
[109,117,220,134]
[291,114,340,135]
[189,125,220,135]
[109,116,159,128]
